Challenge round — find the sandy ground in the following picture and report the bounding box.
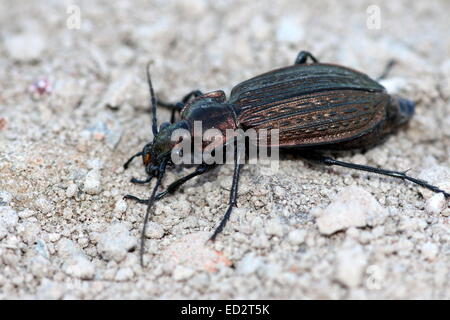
[0,0,449,299]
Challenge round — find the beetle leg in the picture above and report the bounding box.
[294,51,319,65]
[209,148,244,241]
[123,194,149,204]
[155,163,217,200]
[131,176,152,184]
[123,151,143,169]
[302,153,450,198]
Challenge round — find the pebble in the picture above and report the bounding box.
[236,253,263,275]
[335,243,367,288]
[114,199,128,214]
[18,209,36,219]
[265,218,284,237]
[315,186,387,235]
[0,191,12,206]
[96,223,137,262]
[101,75,134,109]
[173,265,195,281]
[0,206,19,230]
[420,242,439,261]
[425,193,447,215]
[66,183,78,198]
[83,169,102,195]
[145,221,165,239]
[34,197,54,214]
[287,229,307,245]
[115,267,134,281]
[63,255,96,280]
[161,232,232,272]
[5,32,46,62]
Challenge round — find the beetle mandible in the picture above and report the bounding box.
[123,50,449,266]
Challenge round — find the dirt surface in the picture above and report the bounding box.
[1,0,449,299]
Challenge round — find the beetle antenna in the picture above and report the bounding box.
[139,160,167,267]
[146,61,159,137]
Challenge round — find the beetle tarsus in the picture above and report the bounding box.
[377,59,397,81]
[304,153,450,198]
[123,194,149,204]
[123,151,143,169]
[131,177,152,184]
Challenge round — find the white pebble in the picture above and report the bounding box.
[420,242,439,261]
[66,183,78,198]
[288,229,307,245]
[145,221,164,239]
[173,265,195,281]
[237,253,263,275]
[5,33,46,62]
[0,206,19,229]
[315,186,387,235]
[18,209,35,219]
[0,191,12,206]
[34,197,54,214]
[63,255,96,280]
[83,169,102,195]
[115,267,134,281]
[335,243,367,288]
[114,199,128,214]
[425,193,446,215]
[265,218,284,237]
[96,223,137,262]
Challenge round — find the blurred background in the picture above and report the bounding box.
[0,0,449,299]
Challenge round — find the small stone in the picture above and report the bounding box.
[265,218,284,237]
[5,32,46,62]
[57,238,83,258]
[34,197,54,214]
[0,191,12,206]
[335,243,367,288]
[236,253,263,275]
[63,255,95,280]
[114,199,128,214]
[161,232,232,272]
[425,193,447,215]
[96,223,137,262]
[18,209,35,219]
[0,206,19,229]
[101,75,134,109]
[115,267,134,281]
[145,221,164,239]
[83,169,102,195]
[66,183,78,198]
[420,242,439,261]
[315,186,387,235]
[173,265,195,281]
[287,229,307,245]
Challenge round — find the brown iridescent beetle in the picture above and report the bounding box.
[123,51,449,265]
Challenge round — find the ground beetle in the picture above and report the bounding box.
[123,50,449,266]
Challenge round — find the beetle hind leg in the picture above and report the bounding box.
[302,153,450,198]
[294,51,319,65]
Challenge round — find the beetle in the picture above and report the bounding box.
[123,50,449,265]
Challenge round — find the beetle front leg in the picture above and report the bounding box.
[301,153,450,198]
[294,51,319,65]
[155,163,216,200]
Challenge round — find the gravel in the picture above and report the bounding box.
[0,0,449,299]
